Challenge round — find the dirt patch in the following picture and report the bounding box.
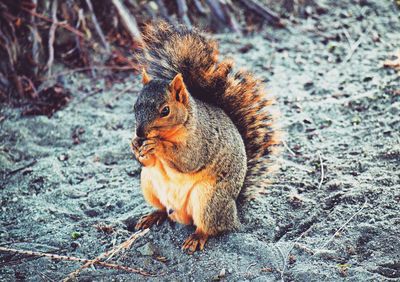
[1,0,399,281]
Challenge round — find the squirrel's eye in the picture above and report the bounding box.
[160,106,170,117]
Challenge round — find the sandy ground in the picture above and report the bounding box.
[1,0,399,281]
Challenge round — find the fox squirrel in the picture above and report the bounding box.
[131,21,280,253]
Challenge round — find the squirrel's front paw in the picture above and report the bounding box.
[130,137,143,159]
[139,139,158,157]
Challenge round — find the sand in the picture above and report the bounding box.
[1,0,399,281]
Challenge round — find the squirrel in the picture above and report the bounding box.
[131,21,280,253]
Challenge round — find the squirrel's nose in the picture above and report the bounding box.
[136,124,146,138]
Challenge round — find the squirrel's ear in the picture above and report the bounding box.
[169,73,188,105]
[142,68,151,85]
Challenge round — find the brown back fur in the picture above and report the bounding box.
[140,21,280,198]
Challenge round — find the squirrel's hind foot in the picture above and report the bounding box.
[135,210,167,230]
[182,230,208,254]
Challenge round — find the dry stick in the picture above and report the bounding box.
[343,24,372,63]
[193,0,207,14]
[76,88,103,103]
[20,75,39,99]
[156,0,172,23]
[205,0,228,27]
[105,83,135,106]
[85,0,110,52]
[282,140,296,157]
[23,4,136,82]
[274,244,286,282]
[0,246,152,276]
[220,1,242,33]
[278,159,313,173]
[342,26,354,47]
[30,0,40,77]
[319,199,368,250]
[65,229,149,281]
[237,0,282,26]
[111,0,143,44]
[8,159,37,175]
[46,0,58,76]
[43,65,136,82]
[205,0,240,32]
[317,151,324,189]
[21,7,85,38]
[176,0,192,27]
[279,224,315,282]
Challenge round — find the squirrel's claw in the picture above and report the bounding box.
[139,139,157,157]
[130,137,142,158]
[135,210,167,230]
[182,232,208,254]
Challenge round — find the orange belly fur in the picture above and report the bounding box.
[141,157,215,226]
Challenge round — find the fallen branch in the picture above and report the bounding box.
[343,24,372,63]
[193,0,207,14]
[76,88,103,104]
[105,83,135,107]
[205,0,230,30]
[317,151,324,189]
[65,229,149,280]
[111,0,143,44]
[282,140,297,157]
[155,0,171,21]
[85,0,110,52]
[319,199,368,250]
[46,0,58,76]
[176,0,191,27]
[21,7,86,39]
[0,246,152,277]
[8,159,37,175]
[30,0,40,77]
[279,223,315,282]
[238,0,282,26]
[42,65,137,82]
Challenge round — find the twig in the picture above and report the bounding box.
[282,140,296,157]
[220,1,241,33]
[238,0,282,26]
[341,26,354,47]
[105,83,135,106]
[42,65,137,82]
[85,0,110,52]
[193,0,207,14]
[156,0,171,21]
[20,75,39,99]
[0,246,153,276]
[205,0,228,28]
[278,159,313,173]
[8,159,37,175]
[46,0,58,76]
[246,262,257,272]
[21,7,85,38]
[176,0,191,27]
[111,0,143,44]
[274,244,286,282]
[343,24,372,63]
[30,0,40,76]
[279,224,315,282]
[317,151,324,189]
[319,199,368,250]
[65,229,149,280]
[76,88,103,103]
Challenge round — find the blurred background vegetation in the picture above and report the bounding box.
[0,0,324,116]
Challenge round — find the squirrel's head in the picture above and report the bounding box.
[134,70,190,139]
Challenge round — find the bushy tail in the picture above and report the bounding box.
[140,21,280,198]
